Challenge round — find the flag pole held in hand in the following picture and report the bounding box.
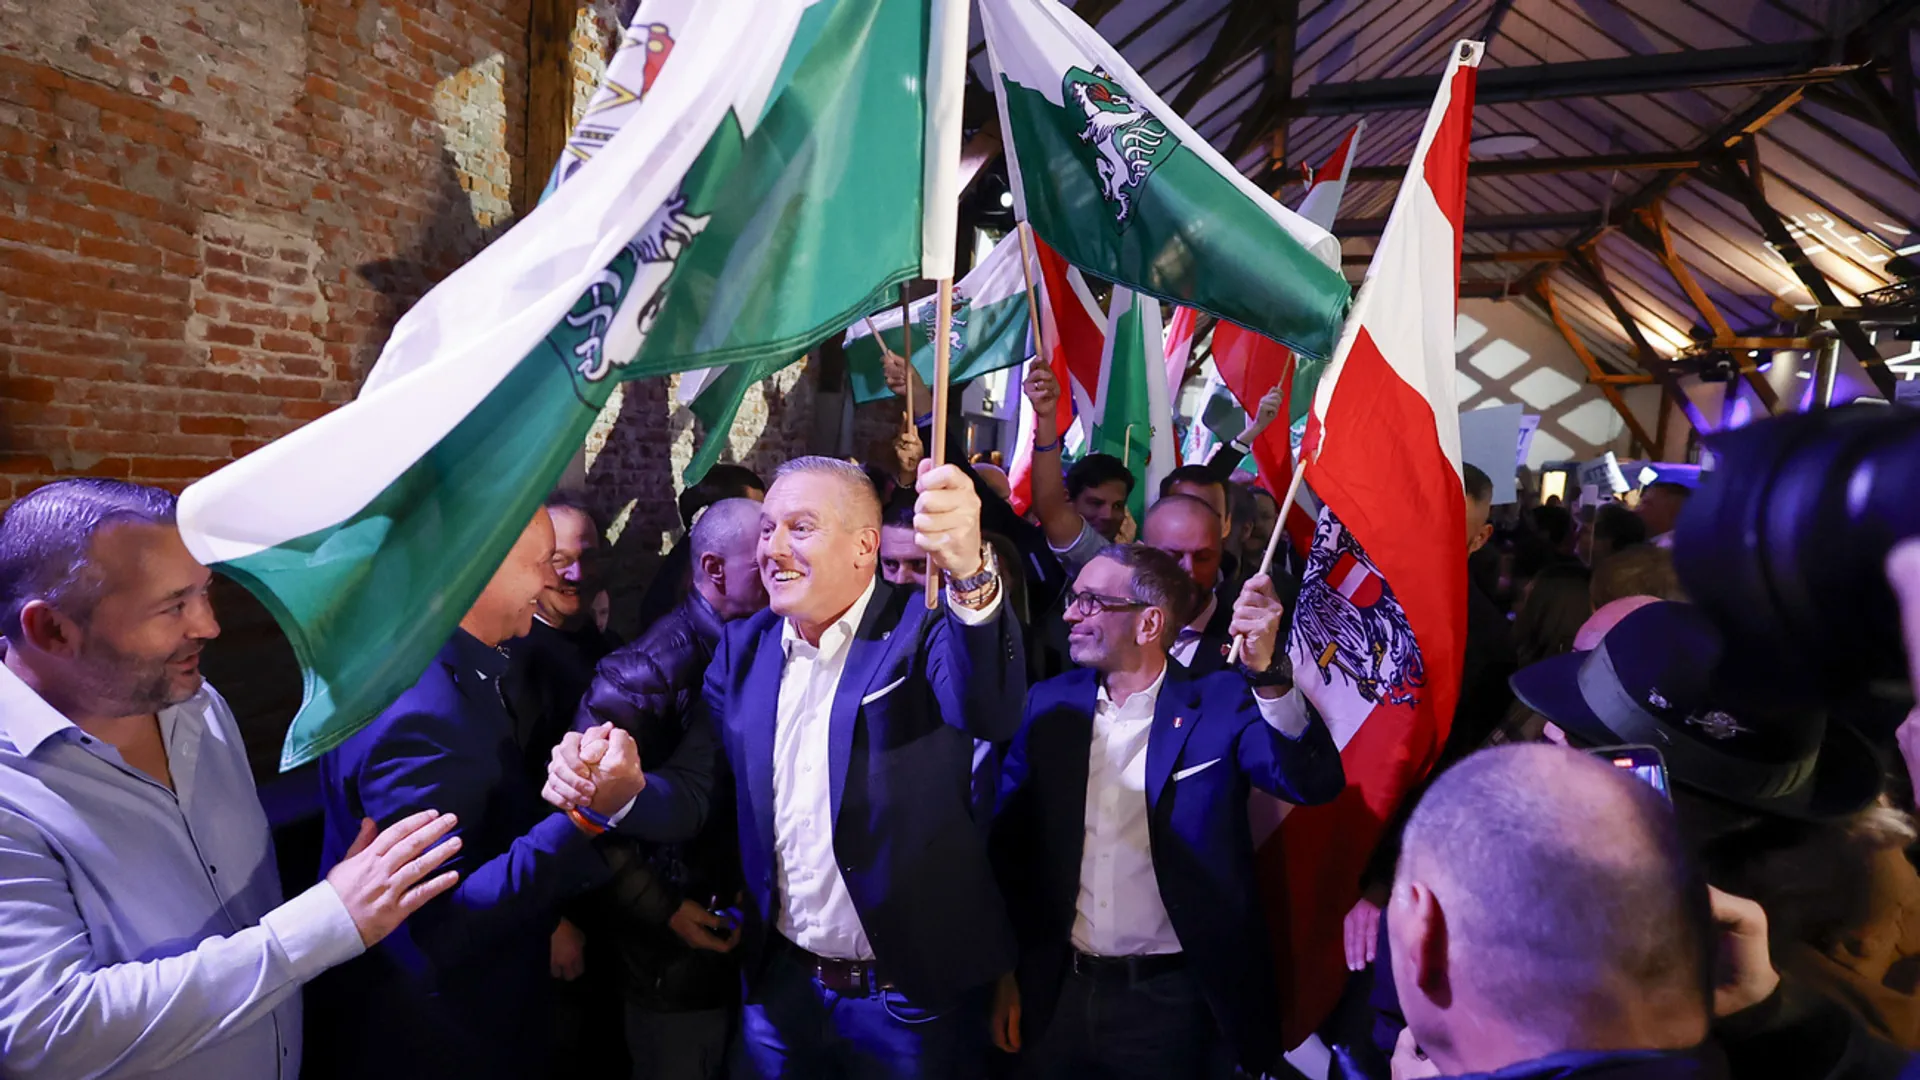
[900,283,915,421]
[926,276,955,608]
[1227,456,1309,666]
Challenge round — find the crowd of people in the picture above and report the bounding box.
[0,356,1917,1080]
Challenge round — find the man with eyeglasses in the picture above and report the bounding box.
[991,544,1344,1078]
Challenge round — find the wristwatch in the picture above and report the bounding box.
[1235,649,1294,689]
[949,545,999,599]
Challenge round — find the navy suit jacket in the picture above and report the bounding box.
[995,663,1344,1073]
[309,631,611,1080]
[709,578,1026,1006]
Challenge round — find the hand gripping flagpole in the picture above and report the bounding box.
[1226,431,1310,666]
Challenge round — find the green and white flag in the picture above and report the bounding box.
[174,0,836,768]
[1089,286,1176,522]
[636,0,969,483]
[980,0,1350,361]
[843,235,1036,404]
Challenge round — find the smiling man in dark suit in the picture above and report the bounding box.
[991,544,1343,1079]
[551,455,1026,1077]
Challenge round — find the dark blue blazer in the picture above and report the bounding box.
[309,630,610,1080]
[708,578,1026,1006]
[995,663,1344,1073]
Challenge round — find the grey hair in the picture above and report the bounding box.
[1093,543,1196,647]
[772,456,881,530]
[690,497,762,561]
[0,479,179,637]
[1399,744,1712,1036]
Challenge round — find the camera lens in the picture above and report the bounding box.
[1674,405,1920,711]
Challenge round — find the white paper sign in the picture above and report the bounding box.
[1458,404,1523,504]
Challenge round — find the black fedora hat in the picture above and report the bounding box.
[1509,601,1881,822]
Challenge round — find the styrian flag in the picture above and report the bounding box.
[1257,43,1479,1046]
[176,0,839,767]
[981,0,1349,361]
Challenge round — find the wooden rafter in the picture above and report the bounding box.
[1627,203,1781,414]
[1566,245,1711,437]
[1533,279,1658,457]
[1703,145,1897,399]
[1226,0,1301,165]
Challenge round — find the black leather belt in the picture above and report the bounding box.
[779,935,895,995]
[1070,950,1187,982]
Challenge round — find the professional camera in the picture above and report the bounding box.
[1672,404,1920,718]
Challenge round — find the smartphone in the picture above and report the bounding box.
[1588,744,1671,801]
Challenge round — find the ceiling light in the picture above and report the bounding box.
[999,190,1014,208]
[1468,134,1539,156]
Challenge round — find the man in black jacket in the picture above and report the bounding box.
[575,497,766,1080]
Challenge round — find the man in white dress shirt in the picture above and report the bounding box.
[547,456,1027,1076]
[0,478,463,1080]
[992,544,1344,1078]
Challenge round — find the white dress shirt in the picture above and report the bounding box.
[1073,661,1314,957]
[0,659,364,1080]
[1072,663,1180,957]
[771,575,1002,959]
[1169,593,1218,669]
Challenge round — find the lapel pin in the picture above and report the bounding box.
[881,630,891,641]
[1174,716,1183,729]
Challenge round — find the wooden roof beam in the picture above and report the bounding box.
[1624,202,1782,414]
[1533,279,1659,457]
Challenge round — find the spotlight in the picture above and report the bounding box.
[999,190,1014,209]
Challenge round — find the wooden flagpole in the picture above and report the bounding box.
[899,283,914,422]
[1015,223,1045,368]
[1226,440,1310,666]
[925,277,953,608]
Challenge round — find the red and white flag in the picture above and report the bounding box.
[1006,231,1105,513]
[1210,121,1362,553]
[1257,47,1477,1047]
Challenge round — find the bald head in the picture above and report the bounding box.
[1143,493,1224,598]
[1391,744,1710,1072]
[691,497,761,562]
[691,497,768,620]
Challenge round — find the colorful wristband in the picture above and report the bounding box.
[567,808,607,837]
[1033,436,1061,454]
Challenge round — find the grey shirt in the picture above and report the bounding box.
[0,660,363,1079]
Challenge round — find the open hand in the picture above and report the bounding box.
[326,810,462,947]
[1344,896,1382,971]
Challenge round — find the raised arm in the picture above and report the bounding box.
[1205,383,1285,481]
[1021,364,1087,550]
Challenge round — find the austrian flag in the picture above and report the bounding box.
[1262,40,1481,1046]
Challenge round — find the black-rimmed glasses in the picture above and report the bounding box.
[1064,589,1149,617]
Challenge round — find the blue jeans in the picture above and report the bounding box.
[1024,965,1223,1080]
[732,941,985,1079]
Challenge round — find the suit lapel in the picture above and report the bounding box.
[826,580,902,827]
[1145,665,1202,812]
[1059,668,1098,856]
[743,621,787,863]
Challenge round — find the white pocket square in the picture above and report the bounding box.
[1173,758,1222,782]
[861,675,909,705]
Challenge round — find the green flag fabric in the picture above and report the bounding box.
[1088,286,1175,523]
[174,0,910,767]
[981,0,1351,362]
[843,234,1036,405]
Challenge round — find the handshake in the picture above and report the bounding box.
[542,722,648,831]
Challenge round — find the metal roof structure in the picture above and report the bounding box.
[966,0,1920,451]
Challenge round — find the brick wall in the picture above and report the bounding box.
[0,0,820,775]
